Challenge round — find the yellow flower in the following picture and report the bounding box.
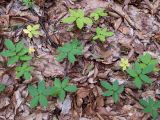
[23,24,40,38]
[119,58,129,71]
[28,47,35,54]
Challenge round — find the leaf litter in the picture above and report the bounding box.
[0,0,160,120]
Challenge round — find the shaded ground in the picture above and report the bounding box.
[0,0,160,120]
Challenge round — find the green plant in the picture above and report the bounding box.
[23,24,40,38]
[56,39,83,64]
[0,39,32,66]
[62,9,93,29]
[93,27,114,42]
[22,0,33,8]
[16,62,33,80]
[28,80,50,108]
[140,97,160,120]
[127,53,157,89]
[0,84,5,93]
[90,8,108,21]
[48,78,77,102]
[100,80,124,103]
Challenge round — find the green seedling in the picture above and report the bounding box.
[127,53,157,89]
[62,9,93,29]
[90,8,108,21]
[93,27,114,42]
[0,39,32,66]
[23,24,40,38]
[56,39,83,64]
[140,97,160,120]
[100,80,124,103]
[16,62,33,80]
[28,80,50,108]
[22,0,34,8]
[48,78,77,102]
[0,84,5,93]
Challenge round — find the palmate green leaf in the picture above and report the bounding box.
[62,78,69,88]
[100,81,112,90]
[112,80,119,91]
[77,9,84,17]
[19,55,32,61]
[117,86,124,94]
[68,53,76,63]
[103,91,113,96]
[56,53,67,62]
[142,64,156,74]
[46,86,58,95]
[17,48,28,56]
[90,13,99,21]
[134,62,142,74]
[76,18,84,29]
[56,39,83,64]
[83,17,93,25]
[139,53,151,64]
[16,41,24,52]
[113,92,119,103]
[54,78,61,87]
[62,16,76,23]
[38,80,46,94]
[0,84,5,92]
[134,77,142,88]
[28,85,38,97]
[24,72,31,80]
[0,50,16,57]
[140,99,149,107]
[39,95,48,107]
[30,96,39,108]
[16,70,25,78]
[140,74,152,84]
[140,98,160,120]
[58,89,65,102]
[126,68,137,77]
[4,39,15,51]
[64,85,77,92]
[7,56,19,65]
[105,31,114,37]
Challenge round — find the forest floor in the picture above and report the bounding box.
[0,0,160,120]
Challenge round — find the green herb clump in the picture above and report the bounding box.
[62,9,93,29]
[23,24,40,38]
[90,8,108,21]
[127,53,157,88]
[140,97,160,120]
[28,80,50,108]
[56,39,83,64]
[0,84,5,93]
[48,78,77,102]
[0,39,32,66]
[22,0,34,8]
[100,80,124,103]
[16,62,33,80]
[93,27,114,42]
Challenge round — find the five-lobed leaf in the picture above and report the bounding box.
[100,80,124,103]
[56,39,83,64]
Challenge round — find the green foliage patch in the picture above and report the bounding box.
[56,39,83,64]
[22,0,33,8]
[48,78,77,102]
[90,8,108,21]
[140,97,160,120]
[62,9,93,29]
[126,53,157,88]
[16,62,33,80]
[0,84,5,93]
[0,39,32,66]
[93,27,114,42]
[100,80,124,103]
[28,80,50,108]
